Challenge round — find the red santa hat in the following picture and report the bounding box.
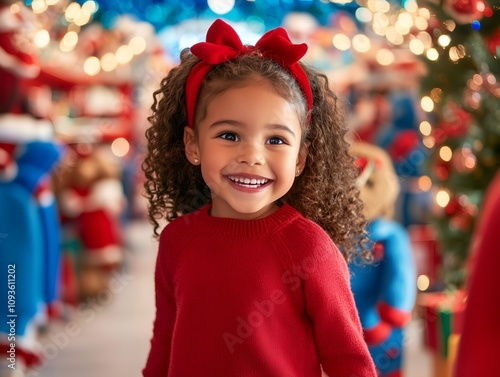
[0,4,40,114]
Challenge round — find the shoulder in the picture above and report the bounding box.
[281,206,341,261]
[283,207,334,245]
[280,207,349,289]
[160,206,208,240]
[157,207,207,259]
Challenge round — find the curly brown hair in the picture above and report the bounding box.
[142,48,371,263]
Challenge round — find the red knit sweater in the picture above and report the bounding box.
[143,204,376,377]
[454,171,500,377]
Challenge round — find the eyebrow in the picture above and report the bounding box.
[209,120,296,139]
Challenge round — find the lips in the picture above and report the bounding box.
[227,175,271,189]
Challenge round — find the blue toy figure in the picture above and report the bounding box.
[349,142,417,377]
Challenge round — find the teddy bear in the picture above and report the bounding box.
[349,141,417,377]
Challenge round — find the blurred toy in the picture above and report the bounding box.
[0,1,40,115]
[377,94,427,225]
[55,143,125,298]
[349,89,392,145]
[0,115,63,375]
[444,0,485,24]
[349,142,417,377]
[0,3,64,375]
[343,40,430,228]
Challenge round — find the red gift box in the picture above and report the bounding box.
[409,224,442,287]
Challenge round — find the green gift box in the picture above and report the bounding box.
[417,290,466,358]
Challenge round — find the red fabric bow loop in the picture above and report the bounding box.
[190,20,245,64]
[256,27,308,66]
[185,19,312,128]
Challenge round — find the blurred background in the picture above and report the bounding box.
[0,0,499,376]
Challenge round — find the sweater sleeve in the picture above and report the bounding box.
[302,230,376,377]
[454,171,500,377]
[142,230,176,377]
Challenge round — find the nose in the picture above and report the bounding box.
[237,142,265,166]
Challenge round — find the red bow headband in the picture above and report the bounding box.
[185,19,313,128]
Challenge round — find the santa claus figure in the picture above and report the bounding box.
[56,142,126,298]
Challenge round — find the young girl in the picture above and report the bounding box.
[142,19,376,377]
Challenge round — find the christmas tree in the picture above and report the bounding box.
[417,0,500,287]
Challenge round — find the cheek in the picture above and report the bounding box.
[286,159,299,174]
[200,154,222,182]
[199,145,234,184]
[277,151,301,177]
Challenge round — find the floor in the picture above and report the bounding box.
[32,219,432,377]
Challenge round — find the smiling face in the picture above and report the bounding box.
[184,80,307,220]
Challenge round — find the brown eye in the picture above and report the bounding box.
[366,179,374,188]
[219,132,239,142]
[267,137,285,145]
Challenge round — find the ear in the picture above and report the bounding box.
[183,126,200,165]
[295,141,310,176]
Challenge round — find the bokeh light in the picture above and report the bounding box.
[101,53,118,72]
[129,36,147,55]
[111,138,130,157]
[84,56,101,76]
[355,7,372,23]
[207,0,235,15]
[426,48,439,61]
[417,275,430,291]
[439,146,453,162]
[60,31,78,52]
[332,34,351,51]
[376,48,394,66]
[34,29,50,48]
[352,34,371,52]
[421,96,434,112]
[419,121,432,136]
[418,176,433,192]
[116,45,134,64]
[32,0,48,13]
[436,190,451,208]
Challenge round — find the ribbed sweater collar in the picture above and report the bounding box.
[188,204,301,239]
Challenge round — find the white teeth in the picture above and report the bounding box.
[228,176,269,187]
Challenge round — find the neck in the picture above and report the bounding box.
[209,203,279,220]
